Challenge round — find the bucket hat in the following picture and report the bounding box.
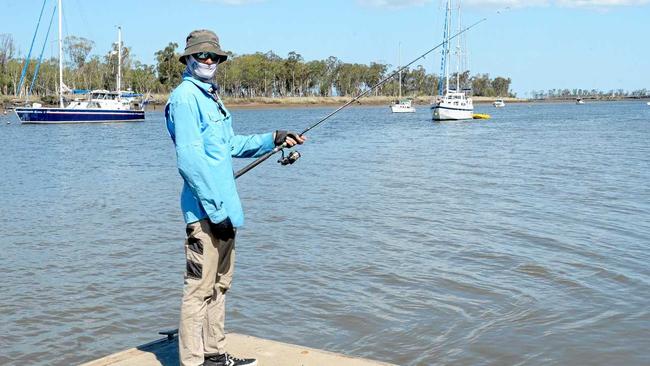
[179,29,229,64]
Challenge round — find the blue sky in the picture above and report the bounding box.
[2,0,649,97]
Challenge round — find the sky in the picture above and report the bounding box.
[1,0,649,97]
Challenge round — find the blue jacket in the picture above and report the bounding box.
[165,75,275,227]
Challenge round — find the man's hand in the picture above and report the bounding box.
[274,130,306,147]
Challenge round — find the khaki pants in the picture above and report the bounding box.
[179,219,236,366]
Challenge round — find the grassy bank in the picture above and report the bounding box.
[146,94,526,109]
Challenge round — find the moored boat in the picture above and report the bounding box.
[17,89,144,123]
[16,0,145,124]
[15,106,144,123]
[493,99,505,108]
[432,92,473,120]
[431,0,473,121]
[390,43,416,113]
[391,98,416,113]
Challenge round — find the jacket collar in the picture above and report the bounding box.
[182,71,228,117]
[182,70,218,95]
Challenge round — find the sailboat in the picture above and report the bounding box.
[15,0,144,123]
[431,0,473,121]
[390,43,416,113]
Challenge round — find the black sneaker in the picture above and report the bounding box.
[203,353,258,366]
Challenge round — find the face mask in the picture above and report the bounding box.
[186,55,218,81]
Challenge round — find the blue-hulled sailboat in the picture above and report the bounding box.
[15,0,145,124]
[16,90,145,123]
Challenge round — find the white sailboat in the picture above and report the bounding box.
[390,43,416,113]
[431,0,473,121]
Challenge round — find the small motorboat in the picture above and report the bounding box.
[390,98,416,113]
[493,99,505,108]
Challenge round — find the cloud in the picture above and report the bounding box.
[555,0,650,7]
[464,0,650,7]
[198,0,265,5]
[358,0,649,8]
[357,0,430,8]
[463,0,549,7]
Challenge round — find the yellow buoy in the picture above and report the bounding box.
[473,113,491,119]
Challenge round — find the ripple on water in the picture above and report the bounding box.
[2,104,650,365]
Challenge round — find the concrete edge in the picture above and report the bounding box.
[79,333,397,366]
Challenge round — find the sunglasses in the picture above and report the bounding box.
[194,52,220,62]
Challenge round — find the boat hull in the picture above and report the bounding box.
[15,107,145,123]
[390,105,416,113]
[431,104,473,121]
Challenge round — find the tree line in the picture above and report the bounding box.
[530,88,649,100]
[1,33,514,100]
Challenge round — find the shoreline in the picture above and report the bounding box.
[145,96,529,111]
[3,95,649,113]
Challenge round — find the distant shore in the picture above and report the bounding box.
[146,95,527,110]
[3,95,649,112]
[226,96,524,108]
[145,95,649,110]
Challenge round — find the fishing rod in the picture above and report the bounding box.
[235,16,487,179]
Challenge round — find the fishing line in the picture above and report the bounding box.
[234,16,487,179]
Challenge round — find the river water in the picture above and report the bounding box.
[1,101,649,366]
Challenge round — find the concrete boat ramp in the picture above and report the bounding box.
[80,332,396,366]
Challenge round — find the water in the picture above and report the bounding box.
[1,102,649,366]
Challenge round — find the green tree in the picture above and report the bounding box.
[0,34,16,74]
[127,61,159,93]
[471,74,493,96]
[64,36,94,69]
[492,76,511,97]
[155,42,184,91]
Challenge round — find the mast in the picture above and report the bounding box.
[456,0,462,93]
[398,42,401,99]
[436,0,451,96]
[117,26,122,95]
[58,0,63,107]
[444,0,451,95]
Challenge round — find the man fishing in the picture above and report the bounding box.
[165,29,304,366]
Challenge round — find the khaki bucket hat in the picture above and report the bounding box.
[179,29,229,64]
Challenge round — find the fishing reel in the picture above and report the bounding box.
[277,149,301,166]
